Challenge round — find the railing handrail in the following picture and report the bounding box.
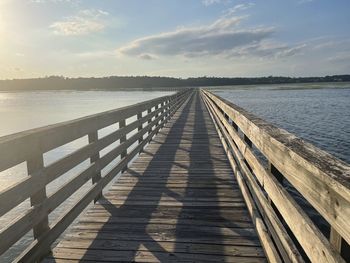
[202,89,350,189]
[201,89,349,263]
[0,93,185,172]
[0,88,193,262]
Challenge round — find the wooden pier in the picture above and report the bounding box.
[43,91,265,262]
[0,89,349,263]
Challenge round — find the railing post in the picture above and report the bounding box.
[88,131,102,202]
[161,101,166,127]
[119,119,127,172]
[155,104,159,130]
[168,98,171,116]
[137,112,143,144]
[27,151,49,239]
[147,108,152,135]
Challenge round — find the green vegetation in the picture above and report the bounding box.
[0,75,349,91]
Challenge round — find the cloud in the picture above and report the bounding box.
[30,0,77,3]
[225,3,255,15]
[50,9,108,36]
[327,53,350,63]
[202,0,227,6]
[117,15,277,59]
[298,0,315,4]
[138,54,156,60]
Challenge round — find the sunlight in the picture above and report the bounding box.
[0,93,9,102]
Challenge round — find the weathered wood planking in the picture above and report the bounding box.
[0,90,191,261]
[43,91,266,262]
[202,89,349,263]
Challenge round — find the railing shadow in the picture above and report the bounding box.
[172,91,225,261]
[53,91,260,262]
[77,91,195,262]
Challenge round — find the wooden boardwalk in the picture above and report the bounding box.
[44,91,266,262]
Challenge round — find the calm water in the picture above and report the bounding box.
[0,90,173,262]
[213,82,350,163]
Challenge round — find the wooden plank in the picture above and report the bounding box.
[56,239,265,257]
[78,216,253,227]
[65,231,262,247]
[46,248,267,263]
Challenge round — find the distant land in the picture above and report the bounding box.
[0,75,349,91]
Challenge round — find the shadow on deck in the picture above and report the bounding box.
[44,92,265,262]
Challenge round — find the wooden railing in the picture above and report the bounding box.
[0,89,193,262]
[201,89,350,263]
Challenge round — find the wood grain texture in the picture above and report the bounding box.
[202,89,350,248]
[202,89,348,263]
[43,91,265,263]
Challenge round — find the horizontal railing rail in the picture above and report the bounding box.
[0,88,193,262]
[201,89,350,263]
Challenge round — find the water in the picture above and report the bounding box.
[212,82,350,163]
[0,90,173,262]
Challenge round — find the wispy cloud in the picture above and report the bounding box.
[117,14,276,59]
[138,54,156,60]
[228,41,306,59]
[225,3,255,14]
[117,5,308,62]
[50,9,108,36]
[298,0,315,4]
[30,0,77,3]
[202,0,227,6]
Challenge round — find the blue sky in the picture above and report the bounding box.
[0,0,349,78]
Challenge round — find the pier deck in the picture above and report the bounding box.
[44,92,266,262]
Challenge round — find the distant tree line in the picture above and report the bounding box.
[0,75,349,91]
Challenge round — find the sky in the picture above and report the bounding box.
[0,0,349,79]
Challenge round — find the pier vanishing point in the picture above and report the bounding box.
[0,89,349,263]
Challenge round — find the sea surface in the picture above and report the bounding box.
[0,83,349,262]
[212,82,350,163]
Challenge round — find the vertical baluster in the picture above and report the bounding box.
[27,151,49,239]
[167,98,171,116]
[137,112,143,144]
[88,131,102,202]
[119,119,127,172]
[148,108,152,135]
[155,104,159,129]
[161,101,166,126]
[137,112,143,153]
